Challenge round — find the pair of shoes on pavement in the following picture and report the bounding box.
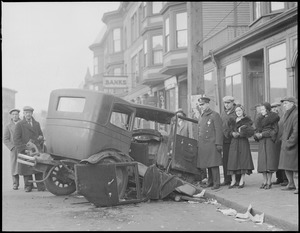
[272,179,282,185]
[13,186,19,190]
[220,181,231,186]
[280,181,288,186]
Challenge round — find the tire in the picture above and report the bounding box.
[44,160,77,196]
[98,154,129,199]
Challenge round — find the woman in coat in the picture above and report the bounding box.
[254,102,280,189]
[227,104,255,188]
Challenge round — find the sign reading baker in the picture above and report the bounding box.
[103,76,127,88]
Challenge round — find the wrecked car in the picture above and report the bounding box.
[17,88,201,206]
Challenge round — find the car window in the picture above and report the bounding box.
[110,103,133,131]
[57,97,85,112]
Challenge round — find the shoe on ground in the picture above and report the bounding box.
[13,186,19,190]
[25,187,32,192]
[203,183,213,188]
[281,186,296,191]
[220,181,231,186]
[272,180,283,185]
[294,189,298,194]
[238,182,245,189]
[37,187,46,191]
[211,185,220,190]
[280,181,288,186]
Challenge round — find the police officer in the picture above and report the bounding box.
[197,96,223,190]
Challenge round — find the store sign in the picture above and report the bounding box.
[103,76,127,88]
[164,76,177,90]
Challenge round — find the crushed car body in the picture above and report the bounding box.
[17,88,203,206]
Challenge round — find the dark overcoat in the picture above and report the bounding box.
[227,116,255,174]
[278,105,298,171]
[3,119,21,175]
[197,108,223,169]
[220,104,236,144]
[254,111,280,172]
[13,117,44,175]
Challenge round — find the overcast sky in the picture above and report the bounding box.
[2,2,120,113]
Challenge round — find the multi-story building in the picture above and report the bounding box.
[86,2,298,122]
[2,87,17,132]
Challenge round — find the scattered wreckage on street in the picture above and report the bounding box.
[18,88,206,207]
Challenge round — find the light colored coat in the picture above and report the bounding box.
[197,108,223,169]
[278,105,298,171]
[3,119,21,175]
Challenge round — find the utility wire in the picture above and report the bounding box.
[196,1,244,46]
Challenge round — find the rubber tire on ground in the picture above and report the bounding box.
[44,160,77,196]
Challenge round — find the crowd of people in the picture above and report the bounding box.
[188,94,298,194]
[176,94,298,194]
[4,95,298,196]
[3,106,46,192]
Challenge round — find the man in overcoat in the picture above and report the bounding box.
[197,96,223,190]
[3,108,22,190]
[13,106,46,192]
[278,97,298,194]
[220,96,240,186]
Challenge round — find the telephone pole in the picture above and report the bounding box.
[187,2,204,117]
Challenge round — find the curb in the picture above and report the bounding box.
[203,190,298,231]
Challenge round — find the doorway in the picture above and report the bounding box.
[244,50,264,121]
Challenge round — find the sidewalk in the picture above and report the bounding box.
[200,152,299,231]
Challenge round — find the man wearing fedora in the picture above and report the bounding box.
[278,97,298,194]
[3,108,22,190]
[197,96,223,190]
[13,106,46,192]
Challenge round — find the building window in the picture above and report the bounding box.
[152,35,163,65]
[93,57,98,75]
[253,2,261,20]
[176,12,187,48]
[152,2,162,14]
[224,61,242,103]
[270,2,285,12]
[113,68,122,76]
[113,28,121,53]
[165,17,170,52]
[268,43,287,103]
[204,72,215,99]
[144,39,148,67]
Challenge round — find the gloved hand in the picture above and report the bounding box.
[255,133,262,139]
[216,145,223,153]
[37,135,44,141]
[232,132,239,138]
